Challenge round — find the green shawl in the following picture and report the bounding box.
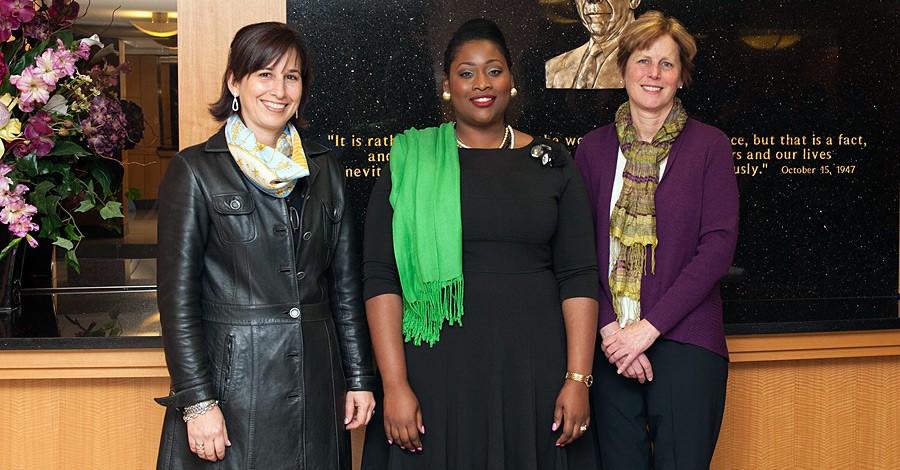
[389,123,464,346]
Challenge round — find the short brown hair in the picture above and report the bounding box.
[209,22,313,128]
[616,11,697,88]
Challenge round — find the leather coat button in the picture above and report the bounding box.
[296,271,305,280]
[288,307,300,319]
[302,231,312,241]
[229,197,242,210]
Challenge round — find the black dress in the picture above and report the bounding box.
[361,138,600,469]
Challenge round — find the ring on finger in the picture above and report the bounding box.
[579,424,588,432]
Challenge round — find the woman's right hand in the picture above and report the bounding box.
[187,406,231,461]
[599,321,653,383]
[383,382,424,452]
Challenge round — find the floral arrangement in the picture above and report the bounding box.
[0,0,144,271]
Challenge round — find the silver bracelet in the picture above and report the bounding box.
[182,399,218,422]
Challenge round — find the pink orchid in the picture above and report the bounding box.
[54,39,80,75]
[0,183,27,206]
[9,215,39,238]
[34,50,62,88]
[0,196,37,226]
[9,68,51,111]
[76,40,91,60]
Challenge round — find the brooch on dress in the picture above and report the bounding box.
[530,143,566,167]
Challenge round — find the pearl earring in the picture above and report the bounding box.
[442,91,451,102]
[510,87,518,98]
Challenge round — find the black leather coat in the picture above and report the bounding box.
[154,129,375,469]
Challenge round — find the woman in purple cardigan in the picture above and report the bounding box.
[575,11,739,469]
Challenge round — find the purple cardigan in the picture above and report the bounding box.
[575,119,739,358]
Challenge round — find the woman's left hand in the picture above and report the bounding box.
[344,390,376,430]
[603,319,660,375]
[552,381,591,446]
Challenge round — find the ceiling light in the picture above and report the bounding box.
[130,12,177,38]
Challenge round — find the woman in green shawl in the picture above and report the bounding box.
[361,18,601,469]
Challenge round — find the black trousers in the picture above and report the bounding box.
[591,338,728,470]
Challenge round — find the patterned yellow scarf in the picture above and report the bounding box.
[225,114,309,198]
[609,98,687,326]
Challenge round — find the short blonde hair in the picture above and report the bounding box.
[616,11,697,87]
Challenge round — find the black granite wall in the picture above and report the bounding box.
[288,0,899,327]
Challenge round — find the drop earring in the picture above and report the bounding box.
[510,87,518,98]
[295,108,299,119]
[232,95,240,112]
[442,91,451,102]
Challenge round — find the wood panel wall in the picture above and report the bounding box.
[1,332,898,469]
[713,356,900,470]
[178,0,286,150]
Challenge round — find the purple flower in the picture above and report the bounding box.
[5,0,35,24]
[23,11,48,40]
[0,14,20,43]
[0,51,7,80]
[81,96,127,157]
[48,0,78,29]
[15,112,55,157]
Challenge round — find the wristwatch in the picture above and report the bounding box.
[565,371,594,388]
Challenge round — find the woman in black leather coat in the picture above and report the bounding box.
[154,22,375,469]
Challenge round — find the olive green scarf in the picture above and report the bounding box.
[610,98,687,326]
[389,123,464,346]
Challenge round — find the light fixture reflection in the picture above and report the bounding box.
[130,12,177,38]
[740,31,801,50]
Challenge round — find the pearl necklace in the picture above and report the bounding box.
[456,125,514,149]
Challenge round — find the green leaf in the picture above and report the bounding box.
[74,199,94,213]
[89,161,113,195]
[57,30,74,46]
[0,237,22,260]
[16,154,39,177]
[64,224,82,241]
[37,210,63,238]
[99,201,124,220]
[52,237,74,251]
[124,187,143,200]
[47,141,91,157]
[32,180,56,198]
[64,250,80,274]
[32,195,61,220]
